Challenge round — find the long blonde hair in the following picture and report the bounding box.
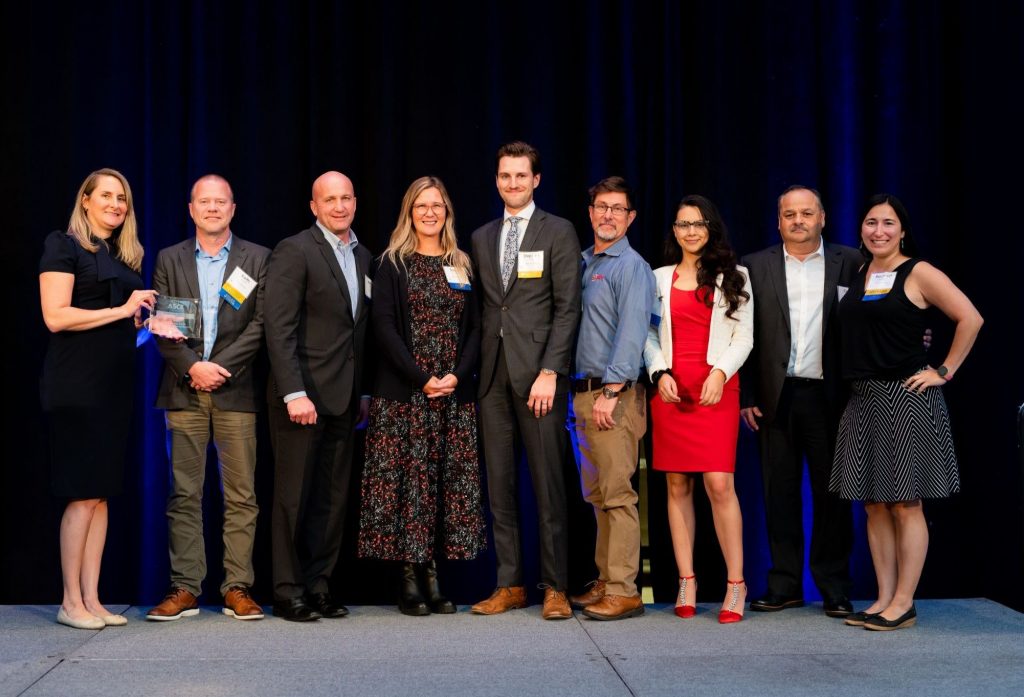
[383,176,471,277]
[67,168,144,272]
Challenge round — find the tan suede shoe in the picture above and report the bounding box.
[581,593,645,621]
[541,588,572,620]
[470,586,528,615]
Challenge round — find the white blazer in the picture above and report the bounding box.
[643,264,754,382]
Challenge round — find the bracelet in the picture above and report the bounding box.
[651,369,671,384]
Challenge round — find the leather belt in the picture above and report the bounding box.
[571,378,634,394]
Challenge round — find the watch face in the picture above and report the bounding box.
[936,365,948,377]
[602,387,617,399]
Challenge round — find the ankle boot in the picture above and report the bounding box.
[419,560,456,614]
[398,562,429,616]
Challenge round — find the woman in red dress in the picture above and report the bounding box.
[644,195,753,623]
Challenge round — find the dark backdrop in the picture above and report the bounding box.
[3,1,1022,611]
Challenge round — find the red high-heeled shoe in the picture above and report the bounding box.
[674,575,696,618]
[718,579,745,624]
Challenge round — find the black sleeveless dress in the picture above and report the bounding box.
[830,259,960,501]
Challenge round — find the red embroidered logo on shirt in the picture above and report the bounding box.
[591,274,604,281]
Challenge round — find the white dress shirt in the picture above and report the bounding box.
[783,238,825,379]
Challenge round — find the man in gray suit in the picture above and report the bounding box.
[264,171,373,622]
[740,185,860,617]
[470,142,581,620]
[148,174,269,622]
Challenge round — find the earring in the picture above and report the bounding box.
[900,238,905,251]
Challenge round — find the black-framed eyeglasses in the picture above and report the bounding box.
[673,220,709,231]
[592,203,632,217]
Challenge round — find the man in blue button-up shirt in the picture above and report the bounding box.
[570,176,655,621]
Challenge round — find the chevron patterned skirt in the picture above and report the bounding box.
[830,378,960,501]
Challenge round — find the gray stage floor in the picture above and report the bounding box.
[2,599,1022,696]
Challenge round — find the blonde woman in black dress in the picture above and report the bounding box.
[39,169,156,629]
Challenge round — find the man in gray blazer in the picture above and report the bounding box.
[264,171,373,622]
[470,142,581,620]
[740,185,861,618]
[148,175,269,622]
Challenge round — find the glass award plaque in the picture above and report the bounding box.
[146,295,200,341]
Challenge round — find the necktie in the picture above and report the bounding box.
[501,216,522,291]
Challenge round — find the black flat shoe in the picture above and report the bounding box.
[419,560,457,614]
[823,597,854,617]
[844,610,879,627]
[306,592,349,618]
[272,597,322,622]
[864,605,917,631]
[749,594,805,612]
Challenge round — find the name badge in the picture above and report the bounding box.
[862,272,896,302]
[364,276,373,299]
[517,250,544,278]
[443,265,471,291]
[219,267,257,310]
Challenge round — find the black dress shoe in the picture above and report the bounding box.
[749,594,805,612]
[823,597,854,617]
[306,592,349,618]
[863,605,917,631]
[844,610,879,627]
[419,561,456,614]
[272,597,321,622]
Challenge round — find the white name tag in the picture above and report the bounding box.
[443,265,471,291]
[219,267,257,309]
[517,250,544,278]
[364,276,373,299]
[863,272,896,302]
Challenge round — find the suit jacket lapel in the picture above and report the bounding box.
[178,240,201,300]
[767,245,792,331]
[311,227,354,317]
[355,245,370,321]
[480,219,503,298]
[822,244,842,331]
[215,238,248,325]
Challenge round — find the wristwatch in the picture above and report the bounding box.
[601,385,621,400]
[936,365,951,380]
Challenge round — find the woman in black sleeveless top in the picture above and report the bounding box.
[830,194,982,630]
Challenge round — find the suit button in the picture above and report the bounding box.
[501,306,509,311]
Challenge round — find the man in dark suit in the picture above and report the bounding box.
[740,185,861,617]
[469,141,581,620]
[147,175,269,622]
[264,171,373,622]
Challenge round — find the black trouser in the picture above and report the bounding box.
[759,378,852,600]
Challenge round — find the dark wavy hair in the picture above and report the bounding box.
[858,193,918,258]
[663,194,749,318]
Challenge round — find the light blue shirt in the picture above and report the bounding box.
[195,235,232,361]
[316,222,360,320]
[574,236,656,384]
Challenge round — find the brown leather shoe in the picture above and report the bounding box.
[223,586,264,620]
[570,579,607,609]
[542,587,572,620]
[470,586,527,615]
[146,587,199,621]
[581,593,645,621]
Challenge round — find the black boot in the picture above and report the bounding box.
[419,560,457,614]
[398,563,429,616]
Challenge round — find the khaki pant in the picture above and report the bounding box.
[572,384,647,597]
[165,391,258,596]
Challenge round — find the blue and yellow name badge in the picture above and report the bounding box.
[862,271,896,302]
[219,267,257,309]
[517,250,544,278]
[444,265,471,291]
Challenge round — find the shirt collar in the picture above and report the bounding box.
[503,200,536,224]
[782,236,824,261]
[317,221,359,249]
[583,235,632,261]
[195,233,232,258]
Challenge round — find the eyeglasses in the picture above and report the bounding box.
[413,203,446,215]
[673,220,709,231]
[592,203,631,217]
